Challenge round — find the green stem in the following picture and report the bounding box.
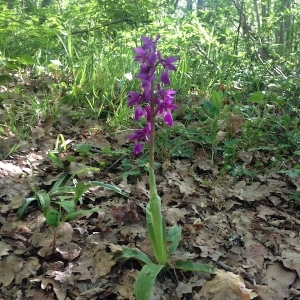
[149,85,155,171]
[147,82,167,265]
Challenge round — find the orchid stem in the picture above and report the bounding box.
[147,84,167,265]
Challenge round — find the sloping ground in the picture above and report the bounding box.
[0,117,299,300]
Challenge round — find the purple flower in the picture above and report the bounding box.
[128,122,151,154]
[134,106,144,120]
[160,71,170,85]
[127,35,178,154]
[158,51,178,71]
[156,88,178,126]
[133,142,143,155]
[157,51,178,85]
[128,91,143,106]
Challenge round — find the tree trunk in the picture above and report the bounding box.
[186,0,193,10]
[197,0,204,10]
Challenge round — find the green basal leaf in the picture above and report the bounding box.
[56,195,74,201]
[113,246,153,265]
[134,263,164,300]
[18,53,35,65]
[0,74,12,84]
[167,225,182,256]
[120,170,141,178]
[37,191,51,209]
[49,185,74,196]
[69,167,100,183]
[146,200,167,265]
[247,91,265,103]
[175,260,215,274]
[45,209,60,227]
[62,207,102,222]
[203,100,219,117]
[90,181,128,198]
[73,181,92,204]
[17,197,37,218]
[51,173,70,191]
[48,151,64,168]
[56,200,75,214]
[288,192,300,201]
[211,90,223,112]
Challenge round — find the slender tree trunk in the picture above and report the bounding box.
[284,0,292,51]
[186,0,193,10]
[174,0,179,10]
[253,0,260,31]
[197,0,204,9]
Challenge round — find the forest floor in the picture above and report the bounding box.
[0,78,300,300]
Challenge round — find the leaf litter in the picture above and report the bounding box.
[0,115,299,300]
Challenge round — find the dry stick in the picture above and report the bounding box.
[214,260,257,285]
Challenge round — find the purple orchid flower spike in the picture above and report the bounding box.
[128,35,178,154]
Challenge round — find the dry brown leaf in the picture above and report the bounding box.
[261,261,297,298]
[0,241,13,257]
[72,256,94,281]
[136,177,149,197]
[227,113,244,134]
[0,254,24,286]
[118,269,138,300]
[30,222,74,257]
[93,244,122,279]
[238,150,253,164]
[0,178,32,212]
[56,242,81,261]
[176,275,207,298]
[281,249,300,277]
[216,130,227,143]
[242,241,269,269]
[111,201,139,226]
[256,204,276,221]
[232,181,272,202]
[15,257,40,284]
[198,269,257,300]
[41,278,66,300]
[163,207,189,225]
[48,263,74,285]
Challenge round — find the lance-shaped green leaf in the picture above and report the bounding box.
[62,207,102,222]
[113,246,153,265]
[167,224,182,256]
[147,166,167,265]
[90,181,128,197]
[134,263,164,300]
[18,197,38,218]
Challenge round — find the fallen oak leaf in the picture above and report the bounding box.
[111,200,139,227]
[0,253,24,286]
[198,269,257,300]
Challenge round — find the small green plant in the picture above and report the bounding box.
[115,35,214,300]
[202,90,224,164]
[0,142,19,160]
[74,143,94,157]
[48,134,74,168]
[18,166,128,254]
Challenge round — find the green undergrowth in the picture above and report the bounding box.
[0,5,299,180]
